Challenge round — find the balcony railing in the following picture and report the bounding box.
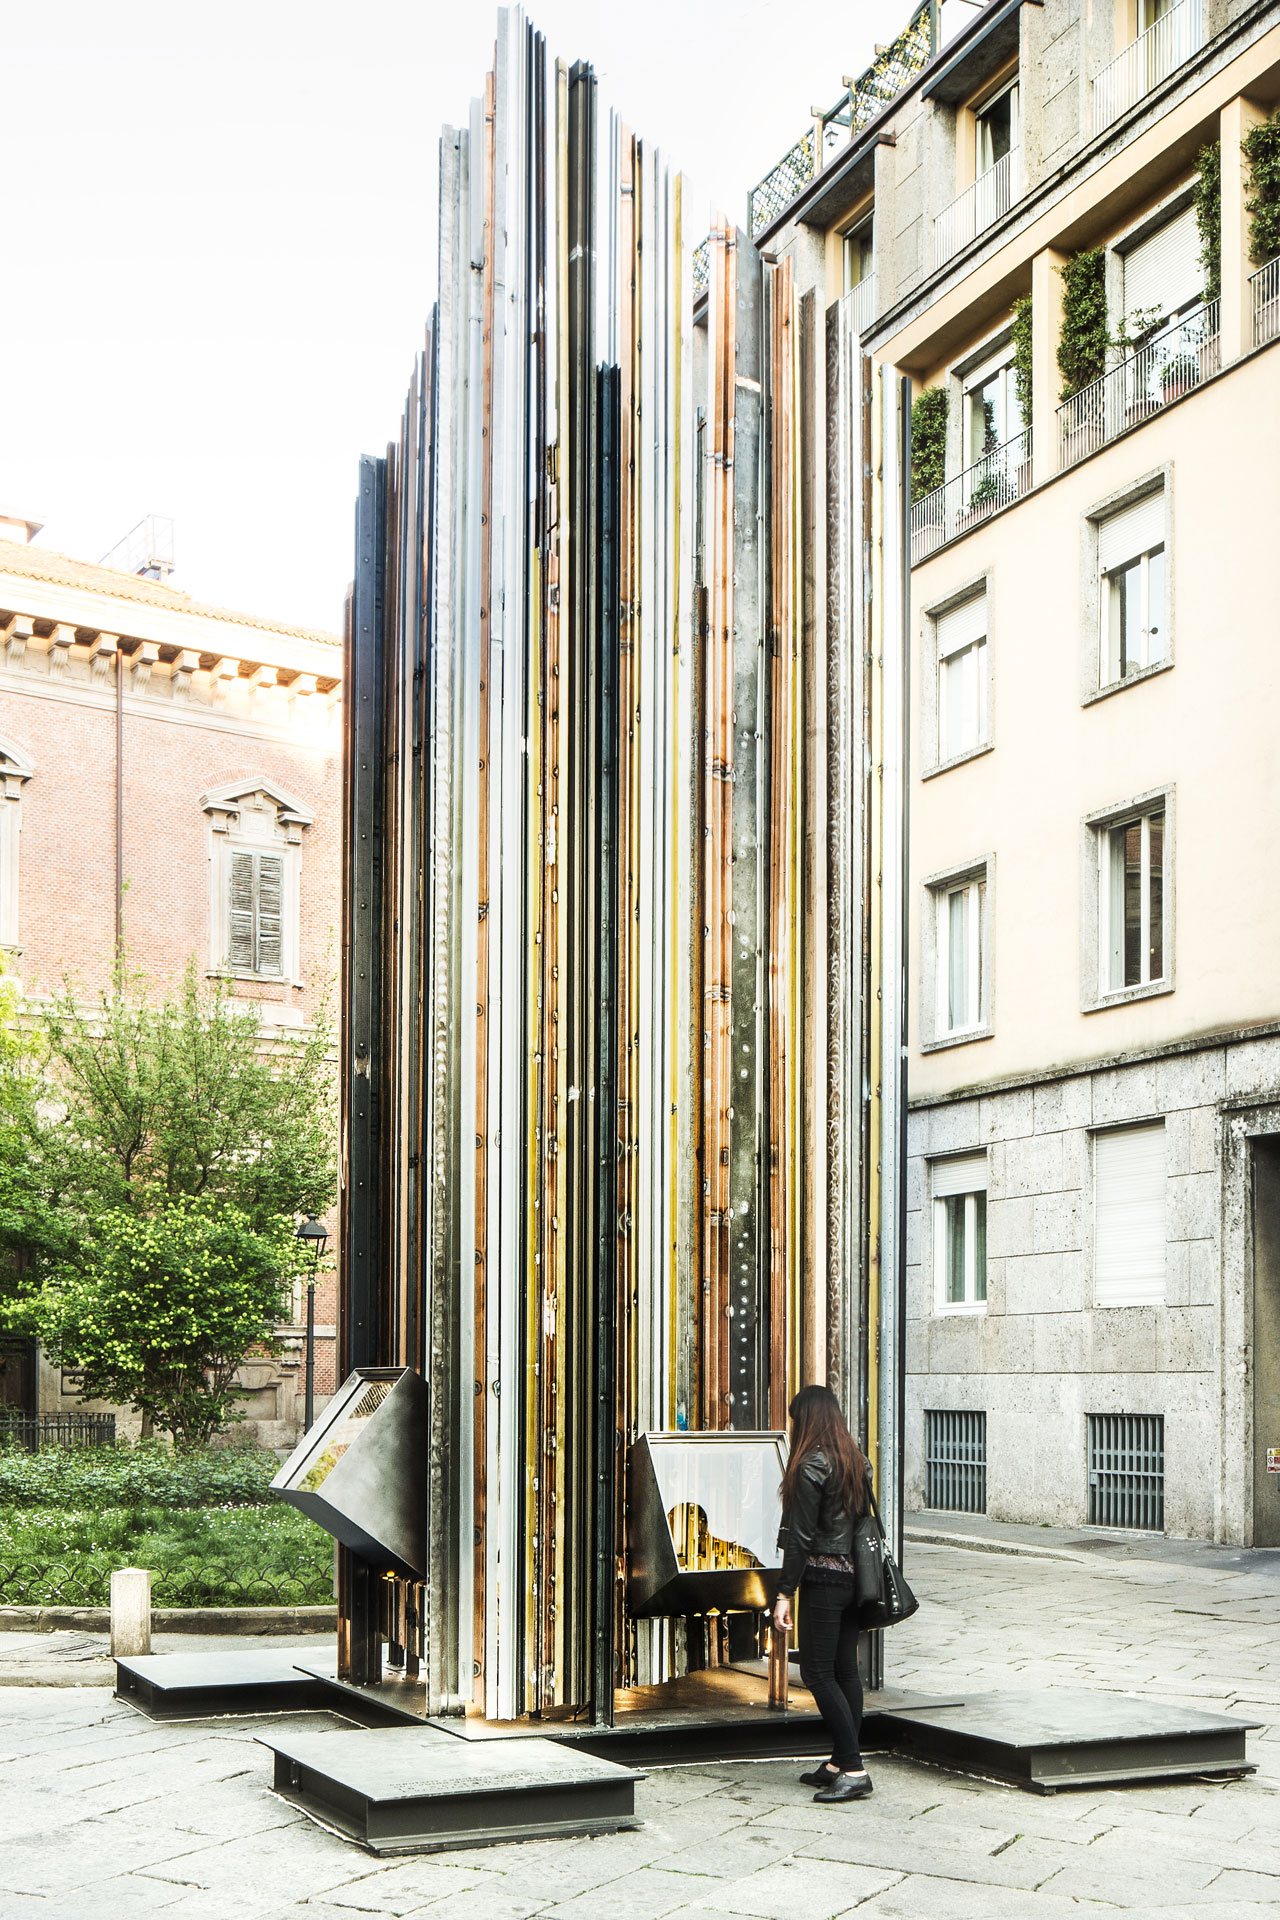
[935,149,1020,268]
[1093,0,1203,133]
[910,429,1032,563]
[1252,255,1280,348]
[849,273,877,338]
[1057,299,1219,468]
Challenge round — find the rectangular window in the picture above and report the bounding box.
[229,850,284,976]
[933,1152,988,1310]
[844,218,873,290]
[1102,806,1164,991]
[1099,491,1166,684]
[1122,204,1202,333]
[1094,1122,1166,1306]
[938,875,985,1034]
[925,1410,987,1512]
[975,81,1019,176]
[1087,1413,1164,1530]
[964,353,1021,467]
[937,592,988,760]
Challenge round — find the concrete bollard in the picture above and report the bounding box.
[110,1567,152,1658]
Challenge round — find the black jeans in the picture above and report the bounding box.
[797,1578,864,1771]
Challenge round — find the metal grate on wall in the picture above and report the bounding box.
[925,1409,987,1513]
[1087,1413,1165,1531]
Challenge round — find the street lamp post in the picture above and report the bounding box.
[295,1215,329,1433]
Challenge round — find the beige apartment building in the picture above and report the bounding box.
[758,0,1280,1539]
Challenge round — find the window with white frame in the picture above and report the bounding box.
[933,1152,988,1310]
[975,81,1019,177]
[1122,203,1203,338]
[844,217,873,291]
[1099,801,1165,994]
[1094,1122,1166,1306]
[963,347,1022,467]
[1098,491,1166,685]
[937,591,988,761]
[202,779,312,985]
[936,870,986,1037]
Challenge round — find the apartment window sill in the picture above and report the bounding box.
[921,1023,994,1053]
[923,742,995,780]
[1083,659,1173,706]
[1082,978,1173,1015]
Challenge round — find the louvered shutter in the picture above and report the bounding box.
[1123,206,1202,323]
[1094,1123,1166,1306]
[229,852,256,970]
[936,593,987,660]
[256,855,284,975]
[1098,491,1164,571]
[932,1150,988,1198]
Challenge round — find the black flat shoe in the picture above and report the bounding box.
[813,1770,873,1803]
[798,1763,839,1787]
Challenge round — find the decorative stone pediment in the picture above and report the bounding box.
[0,735,35,802]
[200,777,314,844]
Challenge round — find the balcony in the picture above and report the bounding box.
[935,149,1020,269]
[910,428,1032,563]
[1252,256,1280,348]
[1092,0,1203,134]
[1057,299,1220,468]
[849,273,878,338]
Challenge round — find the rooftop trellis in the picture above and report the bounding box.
[749,0,936,240]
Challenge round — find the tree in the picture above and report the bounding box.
[0,959,337,1440]
[25,1198,307,1447]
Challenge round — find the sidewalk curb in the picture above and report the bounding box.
[0,1605,337,1635]
[0,1662,116,1688]
[905,1526,1089,1564]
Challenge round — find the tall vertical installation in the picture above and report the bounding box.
[342,8,905,1727]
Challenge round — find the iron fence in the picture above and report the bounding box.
[935,149,1021,268]
[1057,299,1219,469]
[1093,0,1203,133]
[692,237,710,300]
[910,427,1031,562]
[0,1413,116,1452]
[848,273,877,339]
[748,0,934,239]
[1087,1413,1164,1531]
[925,1410,987,1513]
[1252,255,1280,348]
[0,1553,330,1608]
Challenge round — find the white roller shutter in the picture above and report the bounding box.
[1123,205,1202,323]
[1094,1123,1166,1306]
[1099,490,1164,571]
[936,592,988,660]
[932,1150,988,1198]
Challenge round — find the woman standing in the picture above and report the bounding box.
[773,1384,873,1803]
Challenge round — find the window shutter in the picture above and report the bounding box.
[1123,206,1201,323]
[932,1150,988,1198]
[256,855,284,976]
[1098,491,1164,571]
[1094,1123,1166,1306]
[229,852,256,970]
[936,593,987,660]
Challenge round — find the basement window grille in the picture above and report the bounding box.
[924,1409,987,1513]
[1087,1413,1164,1530]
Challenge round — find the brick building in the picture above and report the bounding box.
[0,514,342,1449]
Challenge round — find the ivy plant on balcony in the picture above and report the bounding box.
[1011,295,1033,427]
[1193,141,1221,302]
[1057,248,1107,399]
[1243,109,1280,264]
[910,386,949,502]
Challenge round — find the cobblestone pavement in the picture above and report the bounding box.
[1,1529,1278,1919]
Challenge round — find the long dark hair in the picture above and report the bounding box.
[780,1384,867,1518]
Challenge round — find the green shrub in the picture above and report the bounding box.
[910,386,949,501]
[0,1436,278,1510]
[1244,110,1280,264]
[0,1502,331,1607]
[1011,294,1034,428]
[1193,141,1221,303]
[1058,249,1108,399]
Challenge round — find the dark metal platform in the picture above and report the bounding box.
[259,1721,642,1855]
[880,1689,1260,1792]
[115,1648,410,1727]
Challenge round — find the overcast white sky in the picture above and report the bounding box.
[1,0,905,634]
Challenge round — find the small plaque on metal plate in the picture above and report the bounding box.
[1268,1448,1280,1475]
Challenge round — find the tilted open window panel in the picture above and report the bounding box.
[272,1366,428,1580]
[627,1432,788,1618]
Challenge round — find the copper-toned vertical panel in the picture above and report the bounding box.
[767,259,793,1431]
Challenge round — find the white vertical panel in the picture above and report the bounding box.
[1098,490,1164,570]
[1094,1123,1167,1305]
[1123,205,1201,321]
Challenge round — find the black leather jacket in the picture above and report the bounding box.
[776,1448,868,1597]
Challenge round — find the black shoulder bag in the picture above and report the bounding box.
[852,1483,920,1630]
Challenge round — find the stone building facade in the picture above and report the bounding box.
[0,519,342,1449]
[757,0,1280,1539]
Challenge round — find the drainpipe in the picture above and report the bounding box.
[115,645,124,973]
